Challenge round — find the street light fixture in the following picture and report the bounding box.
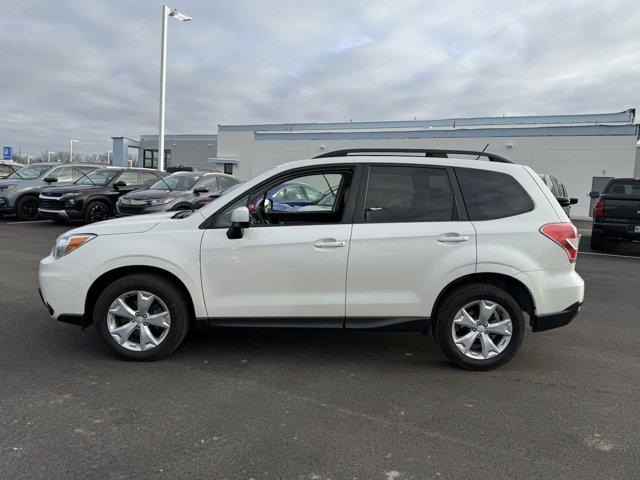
[158,5,192,172]
[70,139,79,163]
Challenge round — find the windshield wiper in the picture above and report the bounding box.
[158,176,173,191]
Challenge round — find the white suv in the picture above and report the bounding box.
[39,149,584,370]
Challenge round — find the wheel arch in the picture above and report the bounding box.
[431,273,536,324]
[84,265,197,327]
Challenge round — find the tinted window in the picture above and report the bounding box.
[218,176,239,190]
[140,171,160,186]
[9,164,52,179]
[77,169,119,186]
[364,166,455,223]
[150,174,199,191]
[197,176,219,191]
[604,179,640,195]
[456,168,534,220]
[118,170,141,186]
[47,166,74,183]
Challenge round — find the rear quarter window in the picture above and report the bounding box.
[456,167,534,221]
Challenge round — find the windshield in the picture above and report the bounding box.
[150,174,200,191]
[76,169,120,186]
[605,179,640,195]
[8,164,52,180]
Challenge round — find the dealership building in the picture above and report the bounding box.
[113,109,640,218]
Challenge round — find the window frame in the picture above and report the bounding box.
[353,163,467,224]
[200,163,365,229]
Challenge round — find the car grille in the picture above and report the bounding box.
[118,204,147,215]
[39,198,65,210]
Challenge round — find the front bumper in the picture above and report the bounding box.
[116,202,172,217]
[38,208,83,221]
[531,302,582,332]
[39,254,90,323]
[0,196,15,213]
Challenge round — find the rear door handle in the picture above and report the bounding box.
[313,238,346,248]
[436,234,470,244]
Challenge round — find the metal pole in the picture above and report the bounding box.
[158,5,169,172]
[70,139,73,163]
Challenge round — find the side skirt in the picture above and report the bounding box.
[195,316,430,332]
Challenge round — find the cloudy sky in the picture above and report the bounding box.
[2,0,639,155]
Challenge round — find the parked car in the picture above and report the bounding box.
[0,163,98,220]
[248,181,324,213]
[39,148,584,370]
[116,171,241,216]
[38,167,168,224]
[588,177,640,249]
[0,160,23,179]
[538,174,578,216]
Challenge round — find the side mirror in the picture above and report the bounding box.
[227,206,250,239]
[194,187,209,195]
[588,191,600,199]
[570,197,578,205]
[263,198,273,213]
[556,197,571,207]
[43,176,58,183]
[112,180,127,190]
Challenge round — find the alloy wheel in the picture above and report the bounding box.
[106,291,171,352]
[88,203,109,222]
[21,198,39,220]
[451,300,513,360]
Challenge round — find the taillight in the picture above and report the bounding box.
[593,198,605,220]
[540,223,578,263]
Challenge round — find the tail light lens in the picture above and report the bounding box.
[540,223,578,263]
[593,198,605,220]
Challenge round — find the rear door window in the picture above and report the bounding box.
[456,168,534,220]
[363,166,455,223]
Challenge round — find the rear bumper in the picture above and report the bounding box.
[593,223,640,240]
[531,302,582,332]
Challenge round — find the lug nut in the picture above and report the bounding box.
[144,322,148,326]
[143,314,147,318]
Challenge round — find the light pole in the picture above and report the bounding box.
[107,149,112,165]
[27,155,33,165]
[69,139,79,163]
[47,151,52,162]
[158,5,192,172]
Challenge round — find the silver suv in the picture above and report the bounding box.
[0,163,97,220]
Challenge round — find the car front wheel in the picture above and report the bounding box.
[94,273,190,360]
[434,284,525,370]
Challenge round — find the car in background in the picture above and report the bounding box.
[116,171,241,216]
[0,163,98,220]
[248,181,325,213]
[589,177,640,250]
[38,167,168,224]
[0,160,23,179]
[538,174,578,216]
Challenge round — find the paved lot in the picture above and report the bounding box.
[1,219,639,479]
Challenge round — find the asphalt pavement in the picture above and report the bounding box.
[1,219,639,479]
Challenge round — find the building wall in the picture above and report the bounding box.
[139,135,218,172]
[218,130,639,219]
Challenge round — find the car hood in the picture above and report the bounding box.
[41,184,103,195]
[122,189,189,201]
[66,212,182,236]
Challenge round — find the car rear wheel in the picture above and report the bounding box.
[16,195,39,221]
[434,283,525,370]
[94,274,190,360]
[84,200,110,223]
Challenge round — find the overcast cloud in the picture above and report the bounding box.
[1,0,639,155]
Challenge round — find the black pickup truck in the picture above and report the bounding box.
[589,178,640,250]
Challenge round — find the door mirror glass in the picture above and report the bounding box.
[588,191,600,199]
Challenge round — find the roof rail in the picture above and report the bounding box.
[313,148,512,163]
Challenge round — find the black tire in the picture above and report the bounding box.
[93,273,190,361]
[84,200,111,224]
[16,195,39,221]
[434,283,525,371]
[590,229,604,250]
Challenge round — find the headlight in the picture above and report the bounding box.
[61,192,81,199]
[150,197,176,206]
[52,234,96,259]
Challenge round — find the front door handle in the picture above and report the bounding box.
[313,238,346,248]
[436,234,470,244]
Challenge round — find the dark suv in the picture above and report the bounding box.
[38,167,168,223]
[116,171,240,216]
